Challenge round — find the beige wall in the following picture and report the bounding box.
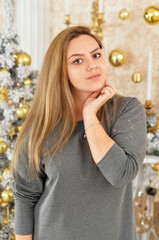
[0,0,4,30]
[0,0,159,112]
[50,0,159,112]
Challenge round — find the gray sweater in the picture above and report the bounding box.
[13,96,147,240]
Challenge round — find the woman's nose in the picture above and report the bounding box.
[87,60,98,71]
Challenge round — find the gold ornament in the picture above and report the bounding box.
[23,78,32,85]
[11,207,15,214]
[17,124,23,132]
[151,161,159,172]
[0,83,10,102]
[119,8,130,20]
[132,70,143,83]
[0,174,3,180]
[14,52,31,66]
[8,125,16,139]
[0,197,3,206]
[0,68,7,72]
[16,82,21,87]
[109,49,127,67]
[0,201,8,207]
[0,140,8,154]
[8,99,13,105]
[10,233,15,240]
[16,99,29,119]
[1,189,13,202]
[144,5,159,25]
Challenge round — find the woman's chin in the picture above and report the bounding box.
[92,82,104,91]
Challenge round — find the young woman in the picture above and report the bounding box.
[12,25,147,240]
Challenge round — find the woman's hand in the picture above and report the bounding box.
[83,80,116,117]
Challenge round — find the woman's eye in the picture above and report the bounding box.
[93,53,101,58]
[73,59,82,64]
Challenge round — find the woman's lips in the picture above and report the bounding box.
[87,74,101,80]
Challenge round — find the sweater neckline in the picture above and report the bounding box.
[77,119,83,124]
[76,120,84,129]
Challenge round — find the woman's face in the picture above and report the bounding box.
[66,34,107,96]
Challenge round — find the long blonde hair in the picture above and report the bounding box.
[11,25,106,178]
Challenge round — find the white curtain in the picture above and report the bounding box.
[16,0,50,69]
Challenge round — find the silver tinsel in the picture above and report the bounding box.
[0,101,8,111]
[9,88,28,103]
[16,64,31,81]
[3,106,16,121]
[0,120,10,136]
[146,113,158,129]
[3,0,15,35]
[146,112,159,155]
[0,32,19,57]
[0,71,12,86]
[0,0,38,238]
[147,131,159,155]
[6,146,14,161]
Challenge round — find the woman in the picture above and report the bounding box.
[12,25,147,240]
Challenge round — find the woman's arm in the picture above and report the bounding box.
[12,146,46,235]
[83,113,115,163]
[83,97,147,188]
[15,234,32,240]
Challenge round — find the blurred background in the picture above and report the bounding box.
[0,1,159,239]
[0,0,159,110]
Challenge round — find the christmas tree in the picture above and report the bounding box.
[0,0,38,238]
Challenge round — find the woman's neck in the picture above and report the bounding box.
[72,90,92,121]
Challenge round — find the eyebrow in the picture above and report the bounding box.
[67,47,101,60]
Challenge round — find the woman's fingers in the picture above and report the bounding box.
[108,83,117,93]
[101,85,116,95]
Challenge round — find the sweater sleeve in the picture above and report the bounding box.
[12,149,46,235]
[97,97,147,188]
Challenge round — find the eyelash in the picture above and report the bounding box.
[93,53,101,58]
[73,52,101,64]
[73,59,82,64]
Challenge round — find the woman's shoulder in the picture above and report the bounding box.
[108,94,143,109]
[111,94,141,106]
[105,94,144,121]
